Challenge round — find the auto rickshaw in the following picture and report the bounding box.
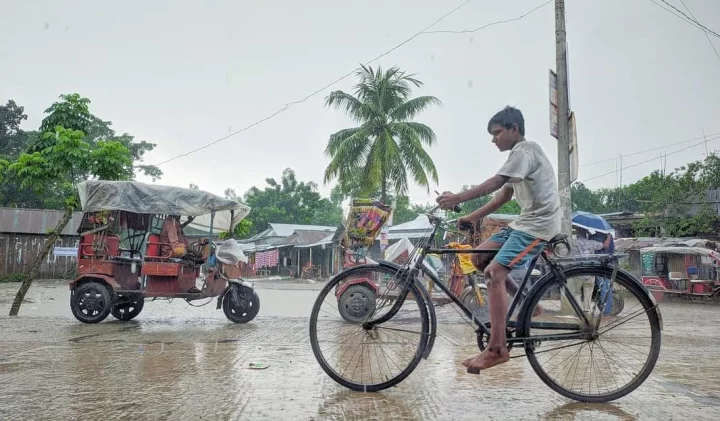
[334,199,392,322]
[69,180,260,324]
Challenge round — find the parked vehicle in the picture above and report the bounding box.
[70,180,260,324]
[641,246,720,302]
[333,200,392,323]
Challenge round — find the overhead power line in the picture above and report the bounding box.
[579,137,719,183]
[581,132,720,168]
[677,0,720,66]
[422,0,551,34]
[646,0,720,38]
[150,0,553,167]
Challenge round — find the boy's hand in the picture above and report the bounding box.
[457,216,474,231]
[436,191,460,210]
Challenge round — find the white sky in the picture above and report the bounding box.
[2,0,719,206]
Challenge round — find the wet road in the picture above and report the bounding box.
[1,279,719,420]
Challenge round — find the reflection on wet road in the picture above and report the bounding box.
[0,280,719,420]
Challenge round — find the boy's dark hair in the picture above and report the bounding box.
[487,106,525,136]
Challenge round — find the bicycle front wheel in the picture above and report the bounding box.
[518,264,662,403]
[309,264,431,392]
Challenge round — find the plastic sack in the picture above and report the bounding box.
[216,239,249,265]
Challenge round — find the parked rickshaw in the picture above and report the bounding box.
[640,245,720,302]
[70,180,260,324]
[334,200,392,322]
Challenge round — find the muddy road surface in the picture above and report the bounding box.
[0,279,718,420]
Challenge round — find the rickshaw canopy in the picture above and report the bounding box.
[77,180,251,232]
[640,246,719,258]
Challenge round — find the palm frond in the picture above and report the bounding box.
[390,96,442,122]
[399,135,438,188]
[324,127,364,157]
[393,121,437,146]
[324,91,374,122]
[395,125,439,186]
[381,130,410,197]
[323,128,371,185]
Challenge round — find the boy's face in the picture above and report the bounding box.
[489,123,521,151]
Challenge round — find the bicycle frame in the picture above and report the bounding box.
[365,213,605,346]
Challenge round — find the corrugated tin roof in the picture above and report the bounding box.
[273,230,335,247]
[296,233,335,249]
[612,237,710,251]
[268,223,336,237]
[0,208,84,236]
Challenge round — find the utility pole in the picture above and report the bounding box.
[555,0,572,235]
[618,154,622,212]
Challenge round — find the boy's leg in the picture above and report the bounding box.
[463,229,546,373]
[462,260,512,372]
[471,230,541,316]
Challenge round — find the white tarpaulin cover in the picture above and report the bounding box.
[77,180,250,232]
[384,238,414,263]
[216,239,249,264]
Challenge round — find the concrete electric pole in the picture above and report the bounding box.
[555,0,573,236]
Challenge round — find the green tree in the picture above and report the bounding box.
[0,100,36,161]
[5,126,132,316]
[570,154,720,237]
[218,219,253,239]
[240,169,343,236]
[84,117,162,180]
[323,65,441,202]
[1,95,163,208]
[38,93,93,136]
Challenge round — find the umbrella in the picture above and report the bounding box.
[572,211,614,235]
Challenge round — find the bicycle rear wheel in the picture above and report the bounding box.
[518,264,662,403]
[309,264,431,392]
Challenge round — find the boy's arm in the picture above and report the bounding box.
[454,175,509,203]
[465,186,513,222]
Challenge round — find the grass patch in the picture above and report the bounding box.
[0,273,29,284]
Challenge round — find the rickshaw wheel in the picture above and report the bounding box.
[111,294,145,321]
[71,281,112,324]
[223,284,260,323]
[338,284,377,323]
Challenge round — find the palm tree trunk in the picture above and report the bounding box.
[8,206,74,316]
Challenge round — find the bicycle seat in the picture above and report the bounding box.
[547,233,568,244]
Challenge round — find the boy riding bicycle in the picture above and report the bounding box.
[436,106,561,373]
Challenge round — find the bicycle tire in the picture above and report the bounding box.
[517,264,662,403]
[309,264,431,392]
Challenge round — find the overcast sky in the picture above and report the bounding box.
[2,0,719,206]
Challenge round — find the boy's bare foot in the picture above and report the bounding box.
[462,345,510,373]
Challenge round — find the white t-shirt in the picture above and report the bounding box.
[496,140,561,241]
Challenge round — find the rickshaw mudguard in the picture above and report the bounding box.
[69,274,121,291]
[216,279,255,310]
[373,260,438,359]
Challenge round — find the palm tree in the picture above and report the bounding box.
[323,65,441,203]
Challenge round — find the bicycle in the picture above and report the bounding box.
[309,205,663,403]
